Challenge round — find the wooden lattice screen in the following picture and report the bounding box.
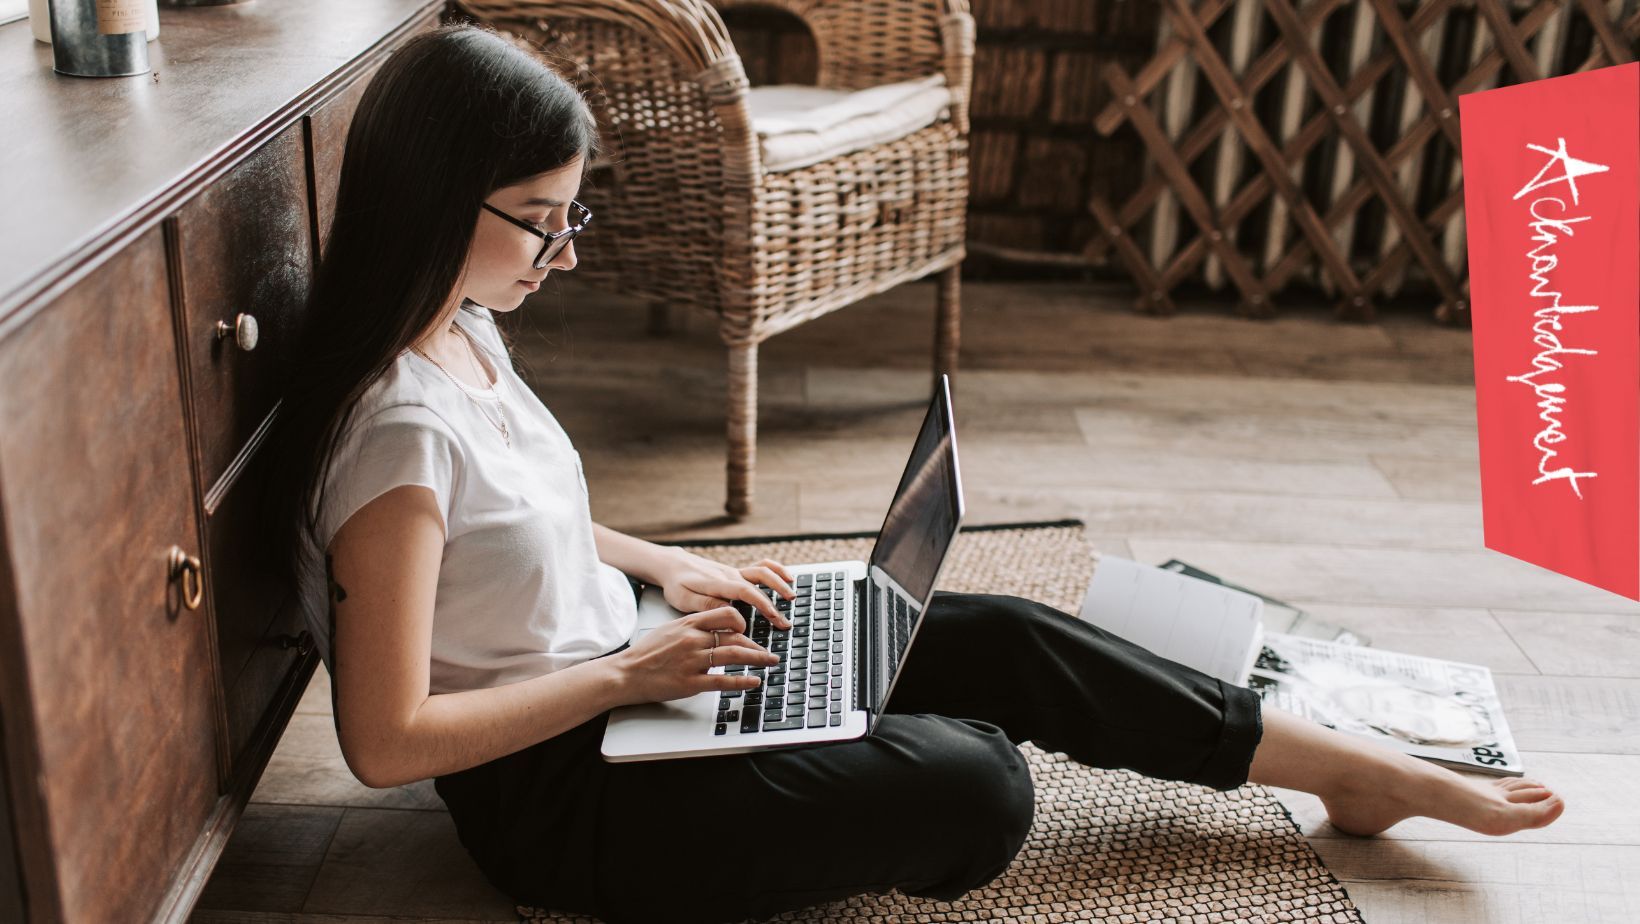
[1090,0,1640,324]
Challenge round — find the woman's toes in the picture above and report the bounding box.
[1527,794,1566,829]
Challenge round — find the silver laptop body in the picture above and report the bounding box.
[601,375,966,762]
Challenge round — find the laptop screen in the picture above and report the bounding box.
[868,377,962,605]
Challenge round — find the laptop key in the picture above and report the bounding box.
[808,711,827,728]
[786,704,805,717]
[829,715,843,726]
[762,717,805,731]
[740,705,762,732]
[715,723,727,736]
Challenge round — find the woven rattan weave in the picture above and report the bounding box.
[456,0,976,517]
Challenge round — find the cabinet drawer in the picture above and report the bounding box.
[0,226,220,924]
[174,121,314,493]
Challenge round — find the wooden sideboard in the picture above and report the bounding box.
[0,3,447,921]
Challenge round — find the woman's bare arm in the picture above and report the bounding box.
[591,521,684,585]
[327,484,633,789]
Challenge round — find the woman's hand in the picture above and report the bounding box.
[653,548,796,631]
[612,605,782,705]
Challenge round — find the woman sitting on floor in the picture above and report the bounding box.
[258,23,1565,924]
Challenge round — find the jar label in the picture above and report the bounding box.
[95,0,146,35]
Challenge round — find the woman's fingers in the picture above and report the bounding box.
[708,578,789,628]
[750,558,795,585]
[740,564,796,600]
[710,650,768,689]
[699,628,770,657]
[708,642,780,672]
[690,604,748,634]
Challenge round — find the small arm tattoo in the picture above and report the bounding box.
[325,552,344,727]
[326,552,348,603]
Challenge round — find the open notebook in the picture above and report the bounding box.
[1077,553,1264,688]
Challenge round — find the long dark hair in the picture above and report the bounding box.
[259,22,598,595]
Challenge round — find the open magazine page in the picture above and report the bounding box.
[1249,632,1523,777]
[1159,560,1370,646]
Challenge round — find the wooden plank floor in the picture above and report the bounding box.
[190,279,1640,923]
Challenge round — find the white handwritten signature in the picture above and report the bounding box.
[1501,138,1609,499]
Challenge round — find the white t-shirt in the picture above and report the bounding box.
[296,304,639,694]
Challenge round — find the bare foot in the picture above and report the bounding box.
[1318,756,1566,837]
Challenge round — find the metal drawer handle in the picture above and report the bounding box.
[278,631,314,657]
[214,313,260,352]
[167,546,204,610]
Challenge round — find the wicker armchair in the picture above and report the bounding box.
[456,0,976,517]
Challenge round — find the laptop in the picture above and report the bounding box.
[601,374,966,762]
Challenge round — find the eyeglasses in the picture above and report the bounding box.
[481,198,593,269]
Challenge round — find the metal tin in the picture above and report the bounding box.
[49,0,151,78]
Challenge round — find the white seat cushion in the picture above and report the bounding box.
[745,74,951,173]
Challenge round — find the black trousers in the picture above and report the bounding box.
[432,590,1264,924]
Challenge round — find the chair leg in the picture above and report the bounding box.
[726,342,757,518]
[934,264,961,383]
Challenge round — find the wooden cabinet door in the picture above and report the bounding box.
[308,10,439,259]
[308,58,384,261]
[0,226,219,924]
[173,122,314,496]
[208,435,312,783]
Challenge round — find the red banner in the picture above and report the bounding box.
[1460,62,1640,600]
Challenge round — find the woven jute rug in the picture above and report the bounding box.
[519,520,1363,924]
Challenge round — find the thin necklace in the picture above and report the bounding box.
[411,324,512,447]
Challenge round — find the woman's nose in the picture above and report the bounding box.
[549,239,577,272]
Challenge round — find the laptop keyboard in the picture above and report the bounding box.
[716,571,849,736]
[882,586,919,672]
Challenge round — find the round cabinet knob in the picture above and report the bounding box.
[167,545,204,610]
[215,313,260,352]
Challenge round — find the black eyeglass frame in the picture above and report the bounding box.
[481,199,593,269]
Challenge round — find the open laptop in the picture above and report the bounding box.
[601,374,966,762]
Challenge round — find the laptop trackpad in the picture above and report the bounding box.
[630,584,681,642]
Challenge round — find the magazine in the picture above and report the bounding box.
[1079,554,1523,777]
[1248,634,1521,776]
